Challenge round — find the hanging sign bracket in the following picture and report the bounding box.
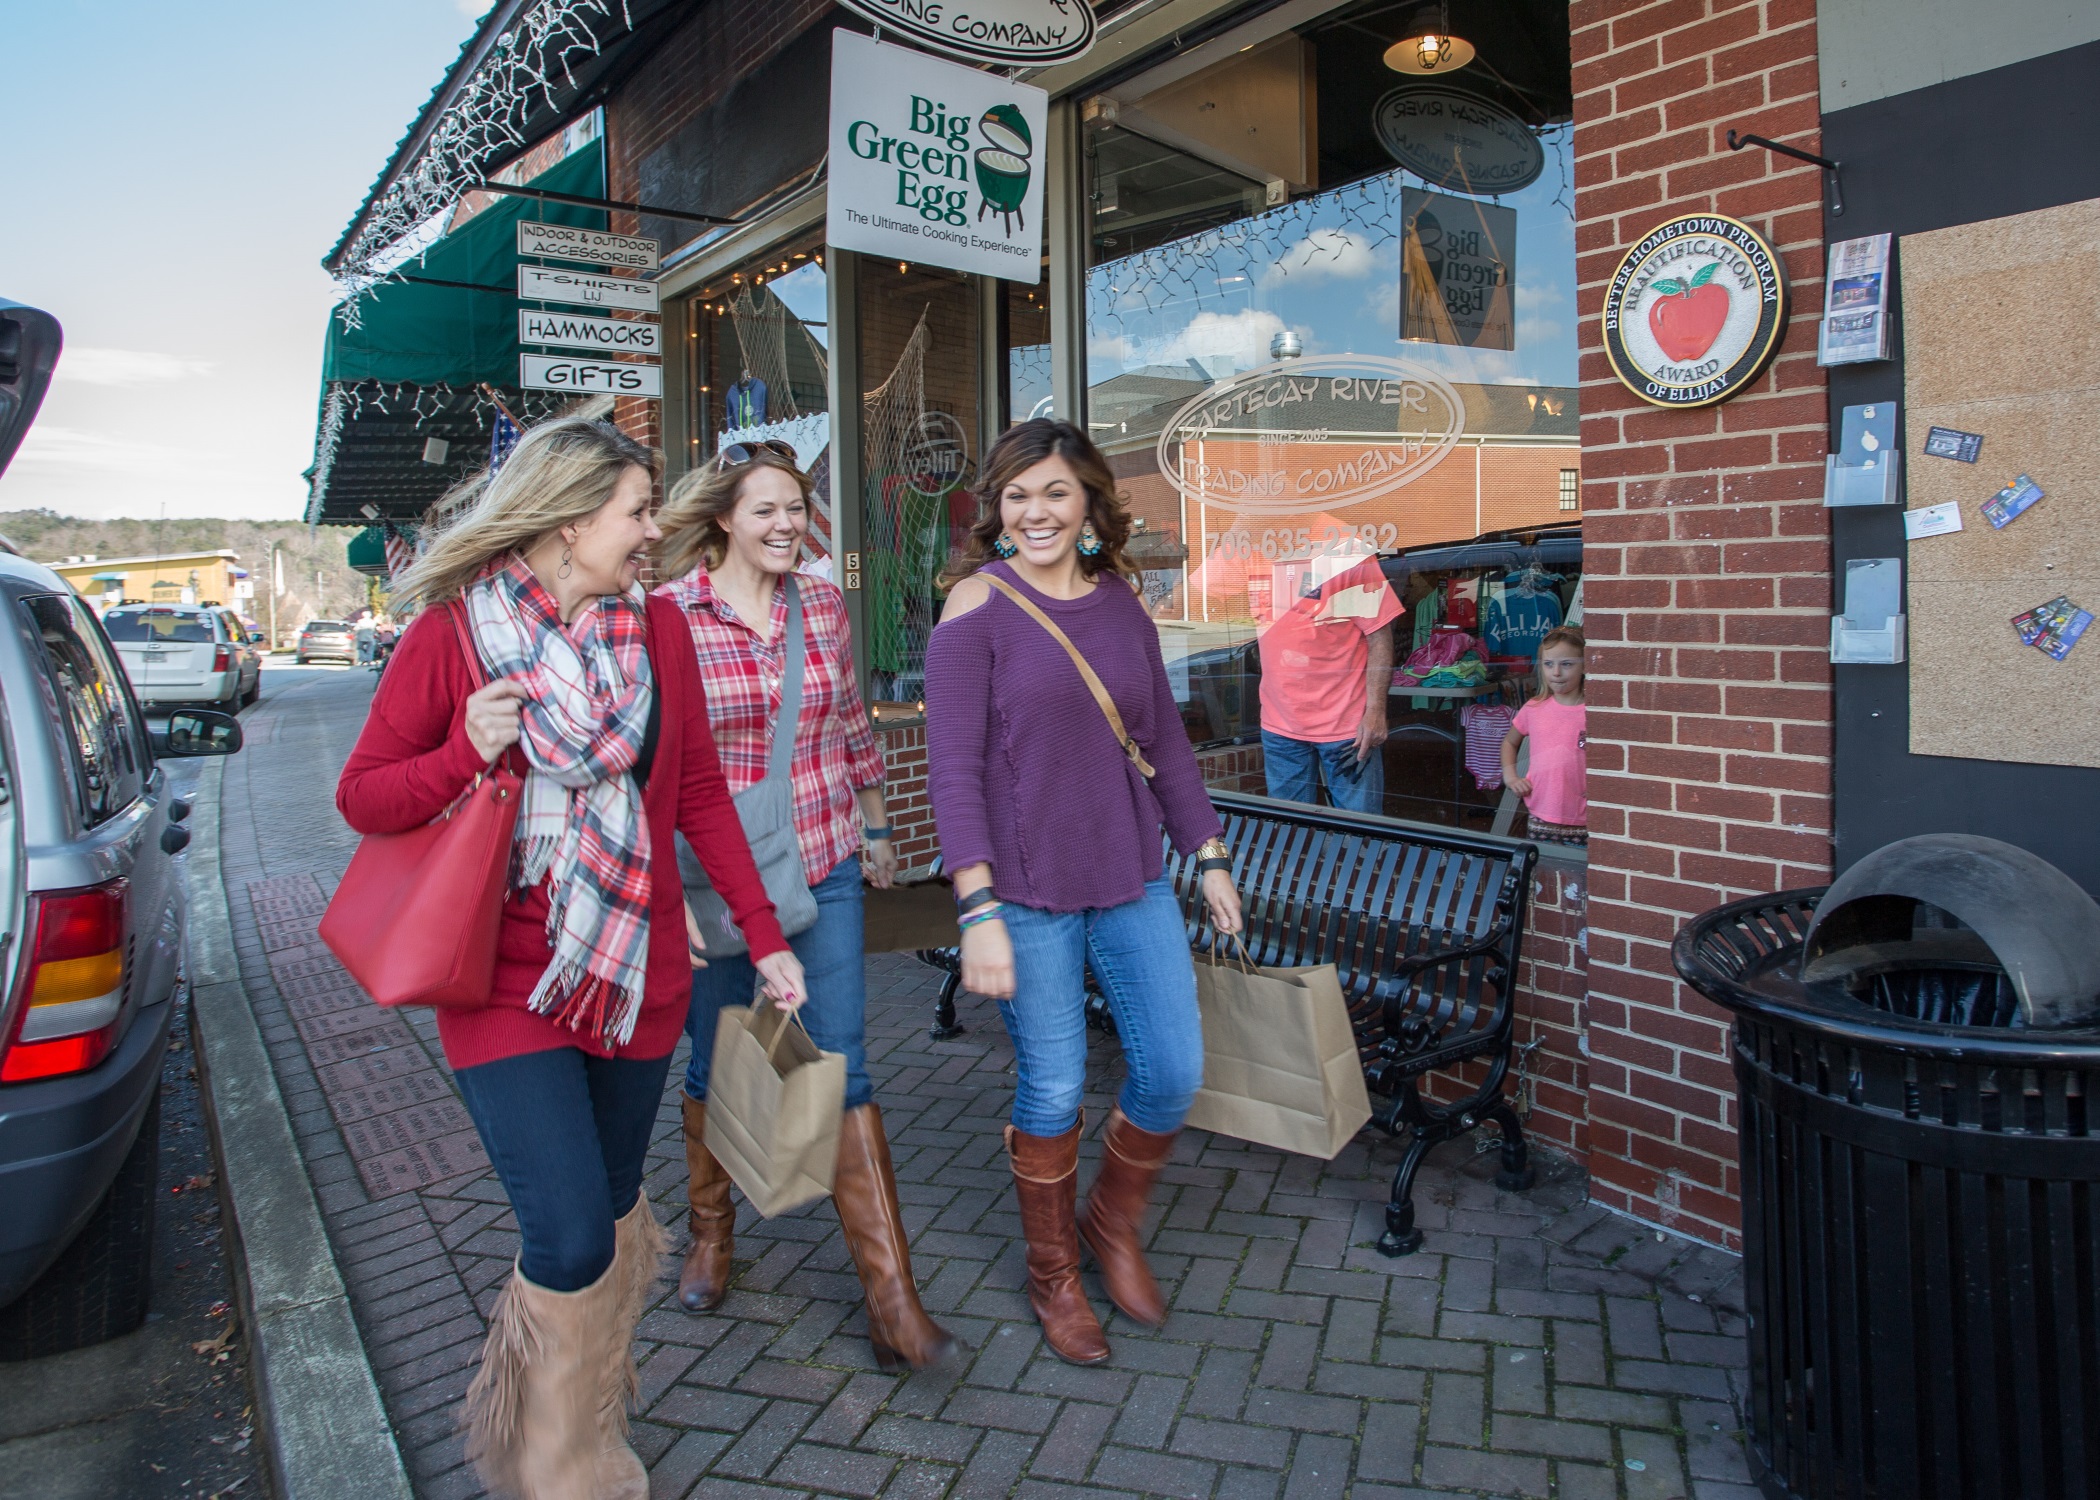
[1727,130,1844,217]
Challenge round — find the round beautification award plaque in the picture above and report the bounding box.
[1601,214,1790,408]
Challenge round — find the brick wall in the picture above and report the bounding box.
[875,725,941,872]
[1572,0,1833,1247]
[604,0,833,227]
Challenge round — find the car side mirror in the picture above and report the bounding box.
[158,709,243,757]
[0,300,63,480]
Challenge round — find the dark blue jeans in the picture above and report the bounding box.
[1261,728,1384,813]
[685,855,873,1110]
[453,1046,672,1291]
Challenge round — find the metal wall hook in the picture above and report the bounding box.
[1727,128,1844,217]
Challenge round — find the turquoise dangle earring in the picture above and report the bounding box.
[1077,521,1102,556]
[994,530,1019,558]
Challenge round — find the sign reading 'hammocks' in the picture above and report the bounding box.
[826,29,1048,284]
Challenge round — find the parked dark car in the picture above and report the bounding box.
[296,618,356,664]
[0,299,246,1357]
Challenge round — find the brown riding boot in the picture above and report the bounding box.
[833,1103,959,1370]
[679,1096,734,1312]
[463,1258,615,1499]
[1078,1107,1176,1328]
[595,1192,668,1499]
[1005,1119,1110,1366]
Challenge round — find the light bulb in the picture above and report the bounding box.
[1418,33,1444,67]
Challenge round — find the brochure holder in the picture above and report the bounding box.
[1823,449,1902,507]
[1830,556,1906,664]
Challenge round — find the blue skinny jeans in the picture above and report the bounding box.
[684,855,873,1110]
[997,876,1204,1137]
[452,1045,671,1292]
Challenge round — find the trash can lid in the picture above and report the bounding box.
[1805,835,2100,1029]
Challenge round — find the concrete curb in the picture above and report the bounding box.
[186,756,416,1500]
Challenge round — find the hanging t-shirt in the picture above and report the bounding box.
[1511,697,1586,826]
[1258,556,1404,743]
[1483,573,1564,659]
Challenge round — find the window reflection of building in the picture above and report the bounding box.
[680,235,835,562]
[1084,0,1577,832]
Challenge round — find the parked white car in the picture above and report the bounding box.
[101,604,261,709]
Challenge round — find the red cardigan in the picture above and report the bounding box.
[336,594,788,1070]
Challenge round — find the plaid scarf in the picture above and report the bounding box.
[465,557,655,1047]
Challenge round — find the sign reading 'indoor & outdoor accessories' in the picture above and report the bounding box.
[1601,214,1789,408]
[827,30,1048,284]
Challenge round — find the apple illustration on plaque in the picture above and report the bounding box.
[1647,262,1729,362]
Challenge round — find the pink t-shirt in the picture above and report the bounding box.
[1257,557,1404,743]
[1512,697,1587,826]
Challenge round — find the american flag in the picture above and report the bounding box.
[489,408,522,474]
[383,523,416,582]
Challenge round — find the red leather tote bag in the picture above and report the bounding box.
[319,604,522,1008]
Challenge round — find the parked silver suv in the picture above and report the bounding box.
[0,298,245,1357]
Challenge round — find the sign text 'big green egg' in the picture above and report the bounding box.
[827,29,1049,285]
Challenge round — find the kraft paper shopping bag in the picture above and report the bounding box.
[703,999,846,1217]
[1184,940,1373,1159]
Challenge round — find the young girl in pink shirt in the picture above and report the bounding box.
[1501,626,1587,846]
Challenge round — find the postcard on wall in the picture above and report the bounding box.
[1981,474,2044,529]
[1903,502,1963,539]
[1817,233,1892,365]
[2014,596,2093,659]
[1923,424,1983,463]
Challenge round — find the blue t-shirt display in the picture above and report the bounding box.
[1483,571,1564,659]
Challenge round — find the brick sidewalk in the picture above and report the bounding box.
[216,668,1758,1500]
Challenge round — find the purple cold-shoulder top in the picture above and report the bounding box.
[924,562,1224,913]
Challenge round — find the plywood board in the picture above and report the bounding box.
[1900,196,2100,768]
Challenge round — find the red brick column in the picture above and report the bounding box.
[1573,0,1833,1246]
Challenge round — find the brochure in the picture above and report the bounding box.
[1817,234,1892,365]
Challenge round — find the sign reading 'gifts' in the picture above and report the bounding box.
[827,29,1048,285]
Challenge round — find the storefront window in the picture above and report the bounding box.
[1086,0,1578,832]
[681,234,836,561]
[857,258,984,702]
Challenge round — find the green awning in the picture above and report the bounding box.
[307,141,611,525]
[322,140,607,389]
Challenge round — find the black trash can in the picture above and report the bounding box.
[1673,834,2100,1500]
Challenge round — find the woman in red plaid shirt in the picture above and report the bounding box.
[654,442,956,1371]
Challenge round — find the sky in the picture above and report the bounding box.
[1,0,489,521]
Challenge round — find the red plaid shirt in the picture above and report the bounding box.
[657,567,886,884]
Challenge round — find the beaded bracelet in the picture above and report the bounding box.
[957,903,1005,931]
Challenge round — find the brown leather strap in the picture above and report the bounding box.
[981,573,1156,779]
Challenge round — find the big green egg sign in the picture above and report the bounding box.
[828,29,1048,285]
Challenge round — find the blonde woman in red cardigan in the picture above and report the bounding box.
[339,417,805,1499]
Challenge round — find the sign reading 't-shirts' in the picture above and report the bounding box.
[826,29,1047,285]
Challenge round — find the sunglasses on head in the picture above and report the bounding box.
[716,439,799,471]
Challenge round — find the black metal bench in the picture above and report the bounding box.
[916,789,1540,1256]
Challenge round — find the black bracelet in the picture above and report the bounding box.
[956,886,1000,915]
[1195,857,1232,875]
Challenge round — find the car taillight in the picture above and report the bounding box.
[2,881,127,1084]
[213,646,233,672]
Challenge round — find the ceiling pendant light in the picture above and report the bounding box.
[1385,1,1475,75]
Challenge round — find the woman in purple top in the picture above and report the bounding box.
[926,419,1243,1366]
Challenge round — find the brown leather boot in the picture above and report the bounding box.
[833,1103,958,1371]
[1078,1107,1176,1328]
[1005,1119,1109,1366]
[679,1095,734,1312]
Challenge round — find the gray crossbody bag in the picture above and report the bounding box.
[677,575,820,957]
